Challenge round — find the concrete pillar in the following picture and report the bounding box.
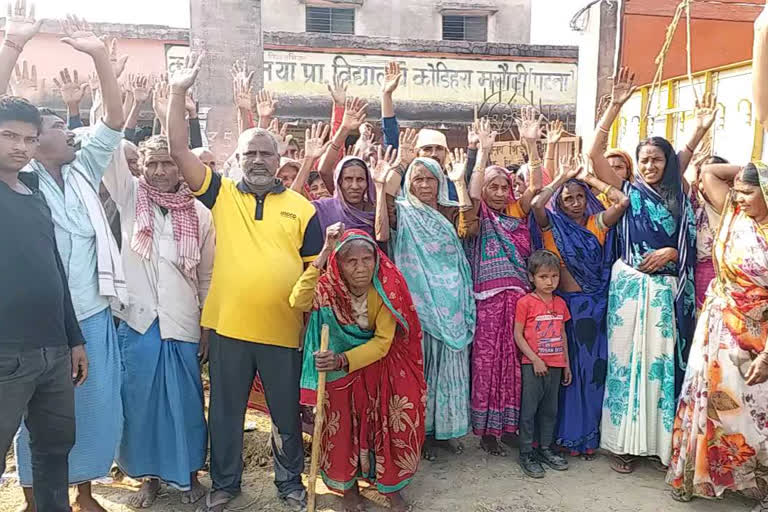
[189,0,263,166]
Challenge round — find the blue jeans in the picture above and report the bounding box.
[0,345,75,512]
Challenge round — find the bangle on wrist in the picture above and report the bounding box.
[685,143,695,153]
[603,184,614,195]
[529,159,542,168]
[598,125,610,135]
[3,39,23,53]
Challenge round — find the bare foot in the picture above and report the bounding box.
[74,493,108,512]
[421,437,437,461]
[181,473,207,505]
[17,487,36,512]
[444,438,464,455]
[128,479,161,509]
[480,435,507,456]
[390,492,411,512]
[342,485,366,512]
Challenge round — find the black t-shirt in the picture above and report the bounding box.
[0,173,84,348]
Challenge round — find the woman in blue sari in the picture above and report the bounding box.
[592,136,697,473]
[530,159,628,459]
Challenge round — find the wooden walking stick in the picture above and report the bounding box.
[307,324,330,512]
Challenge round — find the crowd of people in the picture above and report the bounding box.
[2,1,768,512]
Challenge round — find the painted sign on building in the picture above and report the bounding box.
[263,50,578,106]
[165,44,190,75]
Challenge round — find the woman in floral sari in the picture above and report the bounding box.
[529,158,628,459]
[377,154,478,460]
[592,135,698,473]
[464,114,543,456]
[292,225,425,512]
[667,162,768,511]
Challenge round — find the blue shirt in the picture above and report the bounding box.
[24,121,123,321]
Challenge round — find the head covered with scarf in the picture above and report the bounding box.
[530,179,615,295]
[313,156,376,235]
[299,229,426,492]
[131,135,201,280]
[393,157,475,348]
[465,165,532,299]
[605,148,634,181]
[623,136,696,388]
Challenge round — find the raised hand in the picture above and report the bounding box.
[467,122,480,149]
[324,222,345,250]
[4,0,42,47]
[447,148,468,182]
[105,38,128,79]
[53,68,88,106]
[326,75,348,106]
[370,145,397,185]
[268,117,293,156]
[60,15,104,56]
[515,105,544,141]
[10,60,43,101]
[545,119,564,144]
[255,89,276,118]
[694,91,718,132]
[231,60,255,110]
[396,128,418,167]
[475,117,498,151]
[556,154,581,183]
[381,61,402,95]
[152,76,169,119]
[129,73,149,103]
[341,96,368,132]
[168,52,203,92]
[611,67,637,106]
[304,121,331,160]
[88,72,99,93]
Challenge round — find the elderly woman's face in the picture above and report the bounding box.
[124,144,140,177]
[483,175,510,212]
[409,163,439,205]
[338,243,376,292]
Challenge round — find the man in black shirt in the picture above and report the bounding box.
[0,92,89,512]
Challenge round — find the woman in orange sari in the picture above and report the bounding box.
[667,162,768,511]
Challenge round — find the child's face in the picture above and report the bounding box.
[530,267,560,295]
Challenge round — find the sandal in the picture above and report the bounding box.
[196,491,232,512]
[610,454,636,474]
[670,488,692,503]
[752,497,768,512]
[581,451,597,461]
[281,489,307,512]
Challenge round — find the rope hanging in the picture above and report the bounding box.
[644,0,701,121]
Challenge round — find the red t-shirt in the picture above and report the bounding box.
[514,293,571,368]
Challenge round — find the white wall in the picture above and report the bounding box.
[574,3,602,137]
[262,0,532,44]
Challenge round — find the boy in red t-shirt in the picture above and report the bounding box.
[514,249,572,478]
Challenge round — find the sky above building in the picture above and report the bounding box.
[27,0,585,46]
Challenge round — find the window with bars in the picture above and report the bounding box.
[442,15,488,42]
[306,6,355,34]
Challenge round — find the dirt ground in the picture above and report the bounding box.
[0,411,754,512]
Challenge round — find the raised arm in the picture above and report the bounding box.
[291,122,331,194]
[370,145,398,242]
[678,92,718,182]
[587,67,636,189]
[255,88,276,130]
[233,61,256,135]
[543,119,564,178]
[317,96,368,192]
[0,1,41,95]
[701,163,741,214]
[61,19,124,130]
[516,106,545,201]
[152,76,169,135]
[186,92,203,149]
[447,148,472,208]
[531,155,580,228]
[381,61,401,119]
[755,3,768,126]
[124,74,149,132]
[54,68,89,128]
[167,52,207,191]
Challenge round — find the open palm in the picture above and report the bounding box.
[4,0,42,45]
[169,53,203,91]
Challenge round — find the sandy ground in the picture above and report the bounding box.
[0,411,754,512]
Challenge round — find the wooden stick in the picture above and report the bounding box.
[307,324,330,512]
